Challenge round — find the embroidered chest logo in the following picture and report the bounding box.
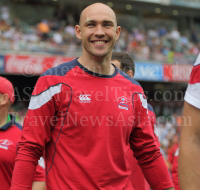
[79,94,92,103]
[117,96,130,110]
[0,139,13,150]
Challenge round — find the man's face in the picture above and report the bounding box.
[76,4,121,58]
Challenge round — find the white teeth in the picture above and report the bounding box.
[93,41,106,44]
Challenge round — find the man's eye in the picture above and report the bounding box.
[104,23,112,27]
[87,23,95,27]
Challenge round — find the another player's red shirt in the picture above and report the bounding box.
[168,143,179,170]
[0,115,45,190]
[128,104,159,190]
[11,59,173,190]
[184,53,200,108]
[172,148,180,190]
[148,104,160,147]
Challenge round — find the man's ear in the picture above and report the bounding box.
[115,26,121,41]
[126,70,133,78]
[0,94,9,106]
[75,25,82,40]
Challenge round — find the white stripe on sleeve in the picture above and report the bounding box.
[184,83,200,109]
[139,94,148,113]
[194,53,200,66]
[29,84,62,110]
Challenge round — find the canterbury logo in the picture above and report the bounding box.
[79,94,91,103]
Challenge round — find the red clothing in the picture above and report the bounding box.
[148,104,160,147]
[128,150,150,190]
[168,143,179,168]
[0,115,45,190]
[11,59,173,190]
[184,53,200,109]
[172,148,180,190]
[128,104,160,190]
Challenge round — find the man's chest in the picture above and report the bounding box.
[0,132,18,167]
[55,82,136,138]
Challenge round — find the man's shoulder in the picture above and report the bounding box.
[10,122,22,132]
[41,59,79,77]
[190,64,200,84]
[118,70,141,87]
[190,53,200,84]
[147,103,154,113]
[4,123,22,138]
[13,122,22,130]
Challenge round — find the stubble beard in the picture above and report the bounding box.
[83,39,115,58]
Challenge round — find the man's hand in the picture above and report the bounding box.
[32,181,46,190]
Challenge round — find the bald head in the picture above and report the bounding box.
[79,3,117,27]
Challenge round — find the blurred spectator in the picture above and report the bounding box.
[49,17,60,31]
[158,26,167,37]
[53,29,63,44]
[181,34,189,47]
[0,19,9,32]
[38,19,50,41]
[0,10,199,63]
[64,23,75,36]
[191,26,198,44]
[170,28,180,41]
[1,3,10,24]
[148,28,158,39]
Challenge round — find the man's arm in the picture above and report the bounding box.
[32,160,46,190]
[130,92,174,190]
[179,101,200,190]
[11,76,70,190]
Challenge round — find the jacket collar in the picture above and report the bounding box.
[0,114,15,131]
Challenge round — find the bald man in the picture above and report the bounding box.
[11,3,173,190]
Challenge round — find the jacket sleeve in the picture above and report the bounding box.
[10,75,70,190]
[130,91,173,190]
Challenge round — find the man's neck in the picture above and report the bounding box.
[78,53,115,76]
[0,108,8,128]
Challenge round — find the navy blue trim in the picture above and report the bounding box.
[1,121,12,130]
[147,103,154,113]
[76,59,118,78]
[132,92,146,99]
[41,59,79,76]
[46,83,73,176]
[14,122,22,130]
[119,70,141,86]
[0,115,22,131]
[41,58,118,78]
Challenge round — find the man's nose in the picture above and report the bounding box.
[94,24,105,37]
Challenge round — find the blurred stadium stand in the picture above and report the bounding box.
[0,0,199,62]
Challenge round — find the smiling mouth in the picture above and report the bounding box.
[91,41,109,44]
